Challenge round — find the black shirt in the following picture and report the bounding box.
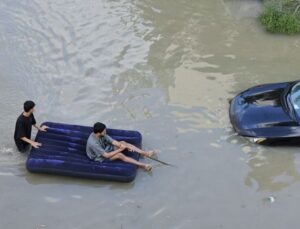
[14,113,36,152]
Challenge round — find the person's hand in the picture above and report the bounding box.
[117,142,125,148]
[31,142,42,149]
[40,125,49,132]
[119,144,126,151]
[117,142,123,148]
[127,146,134,152]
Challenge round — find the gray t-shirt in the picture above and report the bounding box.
[86,133,115,162]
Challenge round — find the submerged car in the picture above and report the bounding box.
[229,80,300,142]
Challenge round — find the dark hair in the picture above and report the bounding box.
[93,122,106,134]
[24,101,35,112]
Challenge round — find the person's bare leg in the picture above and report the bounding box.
[110,153,152,171]
[120,141,154,157]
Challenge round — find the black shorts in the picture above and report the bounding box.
[15,140,30,153]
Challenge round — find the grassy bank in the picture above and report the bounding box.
[260,0,300,34]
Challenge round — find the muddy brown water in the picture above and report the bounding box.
[1,0,300,228]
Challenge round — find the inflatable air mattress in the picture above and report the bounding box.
[26,122,141,182]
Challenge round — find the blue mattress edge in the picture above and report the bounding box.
[26,165,136,182]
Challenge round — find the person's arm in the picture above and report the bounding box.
[33,124,49,132]
[112,140,133,151]
[20,137,42,149]
[102,145,126,159]
[31,114,48,132]
[89,140,125,159]
[106,134,128,149]
[112,140,122,148]
[15,118,42,149]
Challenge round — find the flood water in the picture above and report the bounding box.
[1,0,300,228]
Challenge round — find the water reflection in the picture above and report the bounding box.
[222,0,262,19]
[132,0,268,132]
[0,0,155,125]
[23,172,136,189]
[226,132,300,192]
[244,147,300,192]
[169,65,236,129]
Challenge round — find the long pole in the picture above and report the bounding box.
[145,156,176,167]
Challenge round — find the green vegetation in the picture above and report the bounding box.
[260,0,300,34]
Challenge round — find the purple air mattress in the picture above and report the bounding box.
[26,122,141,182]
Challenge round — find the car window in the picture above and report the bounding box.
[290,83,300,117]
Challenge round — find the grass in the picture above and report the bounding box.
[260,0,300,34]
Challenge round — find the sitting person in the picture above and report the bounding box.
[86,122,154,171]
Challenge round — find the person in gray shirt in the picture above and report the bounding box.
[86,122,154,171]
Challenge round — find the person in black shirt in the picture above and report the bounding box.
[14,101,48,152]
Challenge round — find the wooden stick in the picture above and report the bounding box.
[145,156,176,167]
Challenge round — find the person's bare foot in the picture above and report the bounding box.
[143,150,155,157]
[143,164,153,172]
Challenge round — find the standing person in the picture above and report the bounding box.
[14,100,48,152]
[86,122,154,171]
